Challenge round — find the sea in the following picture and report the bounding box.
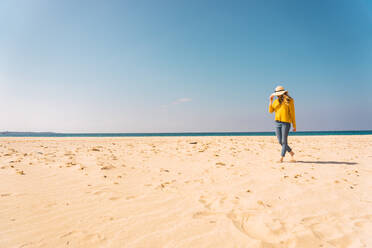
[0,131,371,137]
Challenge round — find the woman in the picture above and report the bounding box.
[269,86,296,163]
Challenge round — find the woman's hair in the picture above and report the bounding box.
[278,92,293,105]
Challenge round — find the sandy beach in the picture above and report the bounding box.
[0,136,371,247]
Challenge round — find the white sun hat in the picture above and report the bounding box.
[272,85,288,96]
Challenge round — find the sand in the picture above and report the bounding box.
[0,136,371,247]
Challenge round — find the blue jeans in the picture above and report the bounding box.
[275,121,292,157]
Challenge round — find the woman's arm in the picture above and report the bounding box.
[290,100,296,131]
[269,94,275,113]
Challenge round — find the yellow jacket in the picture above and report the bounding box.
[269,99,296,129]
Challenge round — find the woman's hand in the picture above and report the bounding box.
[293,128,296,132]
[270,94,275,101]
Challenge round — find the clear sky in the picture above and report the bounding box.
[1,0,371,132]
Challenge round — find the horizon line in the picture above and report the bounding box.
[1,130,372,134]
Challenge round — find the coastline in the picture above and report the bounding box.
[1,130,372,137]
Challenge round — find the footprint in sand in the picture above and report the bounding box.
[109,196,121,201]
[192,211,215,218]
[216,162,226,167]
[100,165,116,170]
[16,170,25,175]
[198,194,239,213]
[227,210,290,244]
[60,230,107,245]
[301,215,357,247]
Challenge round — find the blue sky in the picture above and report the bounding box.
[1,0,371,132]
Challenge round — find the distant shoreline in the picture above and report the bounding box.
[1,130,372,137]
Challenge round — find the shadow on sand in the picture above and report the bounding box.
[295,160,357,165]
